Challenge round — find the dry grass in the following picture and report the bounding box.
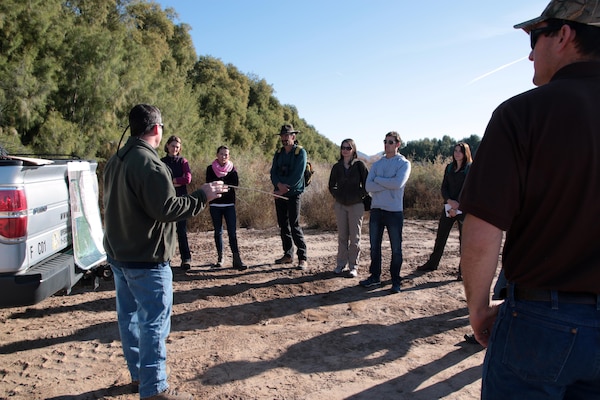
[187,155,449,232]
[403,155,449,219]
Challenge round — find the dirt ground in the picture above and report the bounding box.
[0,219,497,400]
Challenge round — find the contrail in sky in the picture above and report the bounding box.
[467,56,528,85]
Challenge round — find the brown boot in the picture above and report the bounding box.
[275,254,293,264]
[143,387,193,399]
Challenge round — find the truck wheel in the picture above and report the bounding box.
[101,265,113,280]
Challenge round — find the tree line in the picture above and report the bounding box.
[402,134,481,163]
[0,0,480,165]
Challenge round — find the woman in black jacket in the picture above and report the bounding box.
[328,139,369,278]
[417,142,473,279]
[206,145,246,270]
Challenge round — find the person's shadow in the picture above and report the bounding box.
[199,307,483,399]
[45,383,134,400]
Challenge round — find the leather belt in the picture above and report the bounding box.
[514,287,599,305]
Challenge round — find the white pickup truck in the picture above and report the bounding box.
[0,154,107,308]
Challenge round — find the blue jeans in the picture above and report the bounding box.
[176,219,191,261]
[209,205,240,255]
[368,208,404,286]
[109,257,172,399]
[482,285,600,399]
[275,194,307,260]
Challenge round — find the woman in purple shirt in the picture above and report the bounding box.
[161,135,193,270]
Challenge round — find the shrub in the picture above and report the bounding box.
[403,155,448,219]
[300,161,337,230]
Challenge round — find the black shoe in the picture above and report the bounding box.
[128,380,139,393]
[275,255,293,264]
[359,276,381,288]
[417,261,437,271]
[464,333,479,345]
[233,253,247,270]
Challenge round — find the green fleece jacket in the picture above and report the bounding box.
[270,145,306,196]
[103,136,207,265]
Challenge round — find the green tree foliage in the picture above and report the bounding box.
[0,0,66,135]
[0,0,339,162]
[188,57,251,148]
[403,134,481,163]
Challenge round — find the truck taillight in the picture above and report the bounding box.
[0,189,28,240]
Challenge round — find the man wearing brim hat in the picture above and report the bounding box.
[278,124,300,135]
[459,0,600,398]
[270,124,308,270]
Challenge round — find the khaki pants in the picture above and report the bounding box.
[334,201,365,269]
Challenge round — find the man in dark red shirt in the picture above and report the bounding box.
[460,1,600,398]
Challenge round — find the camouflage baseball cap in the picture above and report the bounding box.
[514,0,600,31]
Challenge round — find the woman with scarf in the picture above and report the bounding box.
[161,135,193,270]
[206,145,247,270]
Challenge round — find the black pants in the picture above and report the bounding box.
[275,194,307,261]
[427,210,464,267]
[176,219,191,261]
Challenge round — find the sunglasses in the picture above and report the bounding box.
[383,140,397,145]
[529,26,560,49]
[341,146,352,151]
[145,123,164,133]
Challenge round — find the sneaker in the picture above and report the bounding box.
[297,260,308,270]
[334,265,345,274]
[275,255,293,264]
[348,268,358,278]
[144,388,194,400]
[359,276,381,288]
[390,284,401,294]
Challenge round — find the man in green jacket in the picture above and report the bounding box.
[103,104,226,400]
[270,124,308,270]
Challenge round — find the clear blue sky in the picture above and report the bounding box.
[155,0,548,156]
